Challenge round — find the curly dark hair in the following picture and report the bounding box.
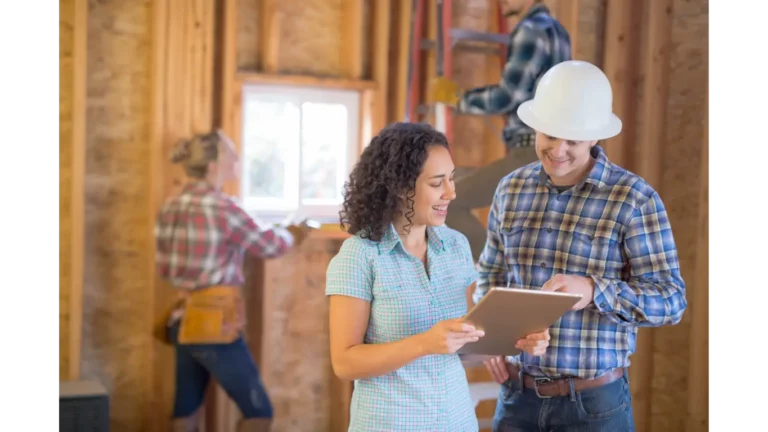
[339,122,450,241]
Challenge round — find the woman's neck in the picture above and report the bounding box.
[393,217,427,249]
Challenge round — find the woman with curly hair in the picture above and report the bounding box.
[325,122,492,431]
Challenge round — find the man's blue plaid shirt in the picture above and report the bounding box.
[474,146,687,379]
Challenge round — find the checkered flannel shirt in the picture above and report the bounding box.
[475,146,687,379]
[326,224,480,432]
[459,3,571,147]
[155,181,294,290]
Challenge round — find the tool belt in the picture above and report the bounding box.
[155,285,245,345]
[507,363,625,398]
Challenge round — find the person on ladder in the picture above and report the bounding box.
[443,0,572,260]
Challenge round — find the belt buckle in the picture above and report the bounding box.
[533,377,553,399]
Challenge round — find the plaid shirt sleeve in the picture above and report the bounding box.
[224,201,294,259]
[154,201,174,279]
[459,23,550,115]
[474,181,509,304]
[591,192,687,326]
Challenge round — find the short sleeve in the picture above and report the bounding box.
[325,238,374,302]
[457,234,479,287]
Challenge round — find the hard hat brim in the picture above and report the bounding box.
[517,100,622,141]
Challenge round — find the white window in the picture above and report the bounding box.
[240,84,360,224]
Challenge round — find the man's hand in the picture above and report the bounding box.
[515,328,550,356]
[541,274,594,310]
[483,356,510,384]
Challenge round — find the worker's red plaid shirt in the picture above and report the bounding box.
[155,182,294,289]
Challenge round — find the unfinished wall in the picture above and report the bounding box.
[58,0,151,432]
[575,0,606,65]
[652,0,708,430]
[254,239,345,432]
[238,0,368,76]
[80,1,154,431]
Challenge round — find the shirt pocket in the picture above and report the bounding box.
[566,223,624,278]
[435,264,473,319]
[500,219,528,249]
[371,268,433,340]
[498,219,538,285]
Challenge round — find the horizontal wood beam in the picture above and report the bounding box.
[237,72,377,91]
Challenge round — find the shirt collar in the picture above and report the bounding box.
[377,223,446,255]
[522,2,550,21]
[537,146,612,190]
[182,181,218,195]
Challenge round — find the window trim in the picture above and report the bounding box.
[238,81,365,225]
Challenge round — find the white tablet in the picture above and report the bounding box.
[457,287,582,356]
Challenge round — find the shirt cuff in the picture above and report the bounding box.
[591,275,618,314]
[457,96,467,113]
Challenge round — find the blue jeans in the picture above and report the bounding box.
[492,371,634,432]
[168,323,273,419]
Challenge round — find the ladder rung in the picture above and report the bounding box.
[420,39,505,56]
[417,103,506,119]
[416,104,432,115]
[450,28,509,46]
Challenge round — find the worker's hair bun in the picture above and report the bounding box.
[170,139,192,164]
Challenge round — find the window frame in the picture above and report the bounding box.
[238,82,365,225]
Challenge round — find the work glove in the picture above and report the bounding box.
[428,76,462,107]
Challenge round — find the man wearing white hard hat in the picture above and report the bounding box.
[473,60,688,431]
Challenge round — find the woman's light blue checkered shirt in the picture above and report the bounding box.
[326,224,480,432]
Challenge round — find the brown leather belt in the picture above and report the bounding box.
[507,363,625,398]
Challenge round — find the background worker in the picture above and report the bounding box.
[441,0,573,260]
[155,131,310,432]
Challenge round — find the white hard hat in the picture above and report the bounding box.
[517,60,622,141]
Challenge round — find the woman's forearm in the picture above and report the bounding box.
[333,332,431,380]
